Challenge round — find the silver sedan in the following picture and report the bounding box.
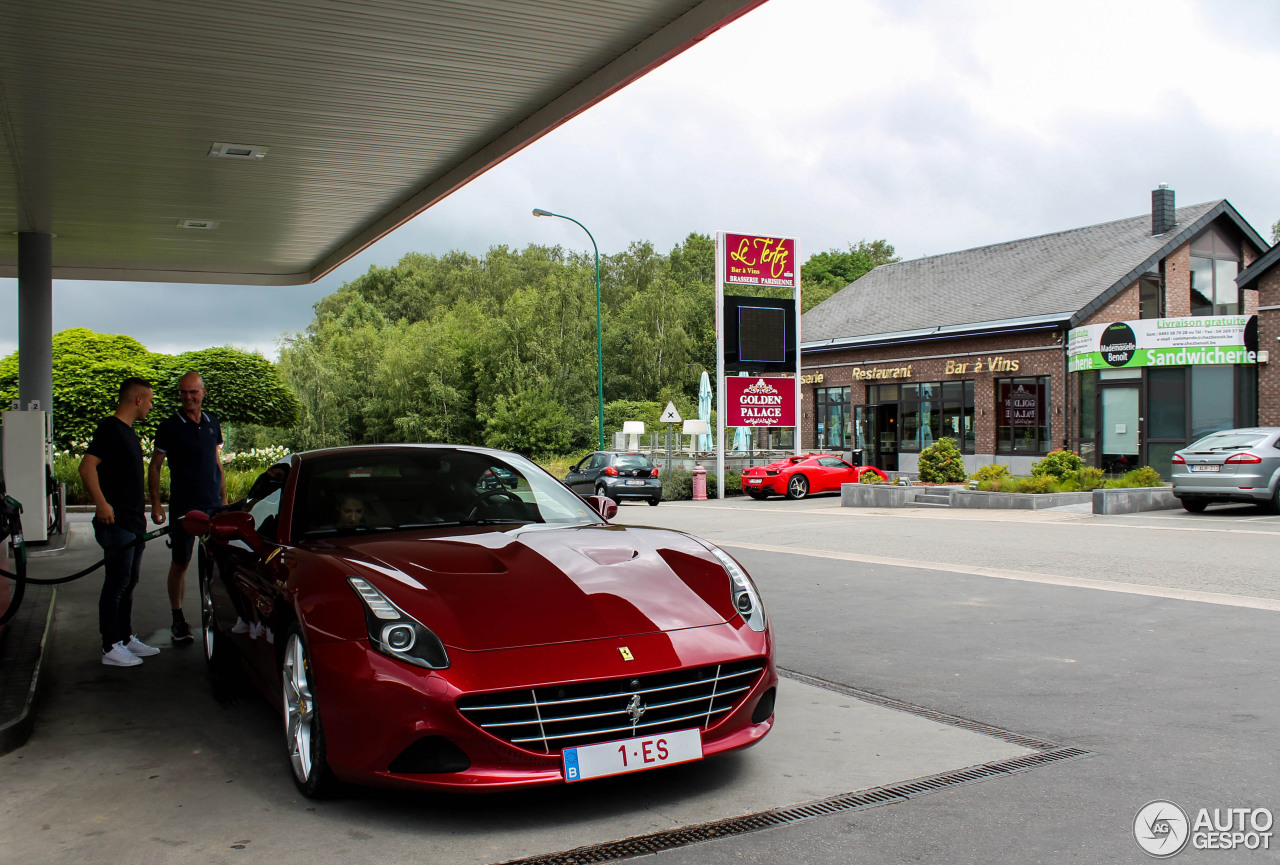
[1171,428,1280,513]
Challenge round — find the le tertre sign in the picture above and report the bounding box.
[724,234,798,288]
[725,377,796,427]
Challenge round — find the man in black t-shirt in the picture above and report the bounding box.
[148,371,226,644]
[79,377,162,667]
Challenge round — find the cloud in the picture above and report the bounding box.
[3,0,1278,360]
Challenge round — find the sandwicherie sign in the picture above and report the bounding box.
[1067,315,1258,372]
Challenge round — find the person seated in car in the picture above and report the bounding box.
[336,495,367,527]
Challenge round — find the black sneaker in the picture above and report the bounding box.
[171,619,195,645]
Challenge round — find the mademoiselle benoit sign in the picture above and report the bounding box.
[1067,315,1258,372]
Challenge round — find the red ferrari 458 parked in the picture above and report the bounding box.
[740,454,888,500]
[186,445,776,797]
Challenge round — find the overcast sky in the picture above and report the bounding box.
[3,0,1278,360]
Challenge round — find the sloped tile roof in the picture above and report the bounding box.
[803,200,1227,345]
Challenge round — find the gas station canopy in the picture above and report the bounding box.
[1,0,765,285]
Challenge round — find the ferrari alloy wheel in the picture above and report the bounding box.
[199,549,236,684]
[786,474,809,500]
[283,626,334,797]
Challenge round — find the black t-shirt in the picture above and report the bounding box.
[86,416,146,534]
[154,411,223,511]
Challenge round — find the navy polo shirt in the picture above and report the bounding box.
[155,410,223,511]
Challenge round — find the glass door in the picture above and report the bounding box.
[875,403,899,472]
[1100,384,1141,474]
[854,404,876,466]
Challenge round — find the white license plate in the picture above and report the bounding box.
[748,478,763,484]
[563,728,702,782]
[626,479,646,486]
[1190,464,1220,472]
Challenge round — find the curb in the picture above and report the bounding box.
[0,586,56,756]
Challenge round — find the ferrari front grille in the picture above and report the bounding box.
[457,660,766,754]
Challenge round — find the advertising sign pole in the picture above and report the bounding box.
[793,237,802,457]
[714,231,726,500]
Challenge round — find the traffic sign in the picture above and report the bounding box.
[659,402,682,423]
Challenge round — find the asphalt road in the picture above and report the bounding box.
[2,499,1276,864]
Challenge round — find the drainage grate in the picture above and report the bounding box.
[493,747,1091,865]
[778,668,1061,750]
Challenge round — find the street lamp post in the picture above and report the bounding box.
[532,208,605,451]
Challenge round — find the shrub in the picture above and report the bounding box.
[1073,466,1106,491]
[1031,449,1083,480]
[860,471,883,484]
[662,468,692,501]
[224,468,263,502]
[1018,474,1055,494]
[1106,466,1165,488]
[970,463,1010,485]
[917,437,966,483]
[222,445,290,472]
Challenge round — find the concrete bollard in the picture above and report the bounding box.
[692,465,707,501]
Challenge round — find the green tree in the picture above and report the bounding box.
[801,240,900,311]
[166,347,301,428]
[1272,218,1279,246]
[0,329,299,449]
[481,389,579,457]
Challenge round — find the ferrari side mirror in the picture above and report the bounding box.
[208,511,269,553]
[585,495,618,520]
[181,509,211,536]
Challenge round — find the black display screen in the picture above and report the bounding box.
[738,306,786,363]
[723,295,796,373]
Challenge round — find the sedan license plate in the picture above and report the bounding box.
[563,728,702,782]
[626,479,646,486]
[1190,464,1220,472]
[748,478,763,484]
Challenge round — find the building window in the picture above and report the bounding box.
[996,376,1051,453]
[814,386,851,449]
[1139,277,1163,319]
[900,380,974,453]
[1188,225,1241,316]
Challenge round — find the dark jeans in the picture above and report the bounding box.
[94,520,144,649]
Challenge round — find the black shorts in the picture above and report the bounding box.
[167,510,201,565]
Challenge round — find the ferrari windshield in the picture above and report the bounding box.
[292,447,603,539]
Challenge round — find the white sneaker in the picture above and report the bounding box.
[124,635,160,657]
[231,617,250,634]
[102,642,142,667]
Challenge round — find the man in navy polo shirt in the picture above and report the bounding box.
[148,371,226,644]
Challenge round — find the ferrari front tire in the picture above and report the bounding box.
[283,625,336,798]
[199,550,236,686]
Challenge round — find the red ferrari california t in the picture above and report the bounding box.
[740,454,888,500]
[187,445,776,797]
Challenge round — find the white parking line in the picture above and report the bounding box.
[724,540,1280,612]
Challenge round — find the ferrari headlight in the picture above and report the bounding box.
[347,577,449,669]
[706,545,767,632]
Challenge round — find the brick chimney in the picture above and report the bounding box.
[1151,184,1176,235]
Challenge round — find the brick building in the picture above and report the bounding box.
[1237,240,1280,426]
[799,188,1269,476]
